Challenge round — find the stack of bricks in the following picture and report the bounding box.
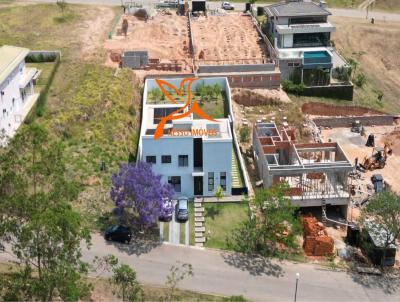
[302,216,334,256]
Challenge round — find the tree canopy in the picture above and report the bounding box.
[0,124,91,300]
[110,162,174,227]
[228,184,302,258]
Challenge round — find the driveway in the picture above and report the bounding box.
[159,200,189,246]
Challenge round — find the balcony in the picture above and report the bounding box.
[276,22,335,35]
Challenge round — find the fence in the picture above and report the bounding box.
[25,51,61,120]
[301,83,354,101]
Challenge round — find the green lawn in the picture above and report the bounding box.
[0,3,141,228]
[204,202,249,250]
[188,201,195,245]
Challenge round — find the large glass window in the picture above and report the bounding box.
[220,172,226,191]
[178,155,189,167]
[146,156,156,164]
[208,172,214,191]
[168,176,181,192]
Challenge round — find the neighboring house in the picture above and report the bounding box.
[264,0,348,86]
[138,77,248,198]
[0,45,40,145]
[252,121,353,215]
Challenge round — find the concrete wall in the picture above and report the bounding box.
[227,74,281,89]
[198,64,275,74]
[314,115,396,128]
[279,58,303,80]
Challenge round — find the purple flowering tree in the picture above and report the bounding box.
[111,161,174,226]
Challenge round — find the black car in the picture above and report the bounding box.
[104,225,132,243]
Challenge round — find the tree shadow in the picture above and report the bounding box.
[107,230,162,256]
[347,269,400,295]
[205,205,221,220]
[221,251,284,278]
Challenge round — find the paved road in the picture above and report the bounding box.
[21,0,400,22]
[1,234,399,301]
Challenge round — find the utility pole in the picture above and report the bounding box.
[294,273,300,302]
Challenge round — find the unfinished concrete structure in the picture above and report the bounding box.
[252,122,353,212]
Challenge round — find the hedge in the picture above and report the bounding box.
[25,53,58,63]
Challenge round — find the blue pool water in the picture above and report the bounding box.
[304,51,330,59]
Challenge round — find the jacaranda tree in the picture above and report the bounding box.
[111,162,174,227]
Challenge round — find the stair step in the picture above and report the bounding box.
[195,243,204,247]
[195,227,205,232]
[194,212,203,217]
[194,207,204,212]
[195,217,205,222]
[195,232,203,238]
[194,203,202,208]
[195,237,206,243]
[195,222,203,227]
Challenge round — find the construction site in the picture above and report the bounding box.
[104,3,281,88]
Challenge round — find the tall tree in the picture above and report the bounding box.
[361,191,400,269]
[0,124,91,301]
[110,162,174,227]
[228,184,302,258]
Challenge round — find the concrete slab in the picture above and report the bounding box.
[195,237,206,243]
[194,207,205,212]
[195,217,205,222]
[195,222,203,227]
[194,203,202,208]
[195,233,203,238]
[195,242,204,247]
[195,227,205,232]
[194,212,203,217]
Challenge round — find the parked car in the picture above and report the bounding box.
[159,199,174,222]
[371,174,384,193]
[175,197,189,222]
[104,225,132,243]
[221,2,235,10]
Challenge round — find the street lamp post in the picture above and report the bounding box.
[294,273,300,302]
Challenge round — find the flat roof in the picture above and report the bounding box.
[265,2,331,17]
[0,45,29,85]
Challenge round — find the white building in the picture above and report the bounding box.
[0,45,40,144]
[138,77,248,197]
[264,1,348,85]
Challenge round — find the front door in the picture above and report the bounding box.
[193,176,203,196]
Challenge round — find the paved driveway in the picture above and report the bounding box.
[160,200,189,246]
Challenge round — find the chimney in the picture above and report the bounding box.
[319,1,327,9]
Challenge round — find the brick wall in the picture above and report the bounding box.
[314,115,397,128]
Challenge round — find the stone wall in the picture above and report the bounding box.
[314,115,397,128]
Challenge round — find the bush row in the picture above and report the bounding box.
[26,53,58,63]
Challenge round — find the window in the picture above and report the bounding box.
[288,62,300,67]
[161,155,171,164]
[208,172,214,191]
[220,172,226,191]
[168,176,181,192]
[146,156,156,164]
[178,155,188,167]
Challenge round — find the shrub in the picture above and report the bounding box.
[281,80,305,95]
[128,104,136,116]
[239,126,250,143]
[355,73,366,87]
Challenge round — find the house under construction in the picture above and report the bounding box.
[253,122,353,215]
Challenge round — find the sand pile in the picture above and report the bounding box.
[303,216,334,256]
[232,88,290,106]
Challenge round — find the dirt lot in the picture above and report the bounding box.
[104,12,192,71]
[321,126,400,193]
[301,102,384,116]
[191,13,268,64]
[331,16,400,113]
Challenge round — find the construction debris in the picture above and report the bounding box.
[302,216,334,256]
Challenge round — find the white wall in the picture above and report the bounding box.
[203,140,232,196]
[282,34,293,48]
[141,136,195,197]
[0,61,26,138]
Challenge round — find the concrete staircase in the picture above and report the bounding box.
[194,197,206,247]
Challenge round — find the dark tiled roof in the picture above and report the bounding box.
[265,1,331,17]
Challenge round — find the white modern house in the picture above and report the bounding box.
[264,0,348,85]
[0,45,40,145]
[138,77,248,197]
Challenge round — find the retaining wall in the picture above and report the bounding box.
[198,63,275,73]
[227,74,280,89]
[314,115,397,128]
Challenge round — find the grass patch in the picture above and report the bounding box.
[26,62,56,92]
[53,12,76,24]
[204,202,249,250]
[188,201,195,245]
[0,3,142,229]
[162,222,169,242]
[180,221,186,244]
